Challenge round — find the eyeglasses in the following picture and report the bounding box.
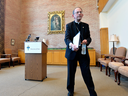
[74,11,82,14]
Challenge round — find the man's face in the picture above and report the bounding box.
[73,8,83,22]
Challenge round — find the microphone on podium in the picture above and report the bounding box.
[26,34,31,42]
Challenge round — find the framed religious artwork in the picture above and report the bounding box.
[47,10,65,34]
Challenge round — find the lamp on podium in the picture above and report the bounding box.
[34,36,39,42]
[109,34,119,55]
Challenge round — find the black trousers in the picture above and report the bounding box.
[67,49,97,96]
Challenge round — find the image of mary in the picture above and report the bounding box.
[51,14,61,30]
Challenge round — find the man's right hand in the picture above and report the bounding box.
[71,44,79,52]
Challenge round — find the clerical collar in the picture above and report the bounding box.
[75,21,80,24]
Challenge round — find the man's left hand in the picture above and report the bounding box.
[81,39,88,44]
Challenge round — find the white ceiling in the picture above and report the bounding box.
[102,0,118,12]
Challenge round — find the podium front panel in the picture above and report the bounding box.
[24,42,47,81]
[24,42,42,53]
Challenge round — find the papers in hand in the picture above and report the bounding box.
[73,31,80,48]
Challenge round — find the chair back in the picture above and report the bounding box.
[110,47,117,55]
[108,47,117,59]
[114,47,126,62]
[5,49,12,55]
[5,49,12,58]
[125,51,128,65]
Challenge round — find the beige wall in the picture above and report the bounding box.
[4,0,21,53]
[5,0,100,59]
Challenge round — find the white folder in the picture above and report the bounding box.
[73,31,80,48]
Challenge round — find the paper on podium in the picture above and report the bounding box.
[73,31,80,48]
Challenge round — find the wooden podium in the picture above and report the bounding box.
[24,42,47,81]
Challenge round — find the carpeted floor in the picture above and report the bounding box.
[0,64,128,96]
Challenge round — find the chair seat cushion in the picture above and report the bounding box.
[118,66,128,77]
[12,57,20,61]
[108,62,124,71]
[125,60,128,65]
[0,58,10,63]
[100,59,111,66]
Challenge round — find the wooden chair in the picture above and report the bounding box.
[108,51,128,82]
[4,49,20,67]
[0,54,11,70]
[100,47,126,75]
[98,47,117,67]
[117,58,128,85]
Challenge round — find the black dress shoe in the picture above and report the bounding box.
[68,92,74,96]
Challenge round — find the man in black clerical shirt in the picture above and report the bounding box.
[64,7,97,96]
